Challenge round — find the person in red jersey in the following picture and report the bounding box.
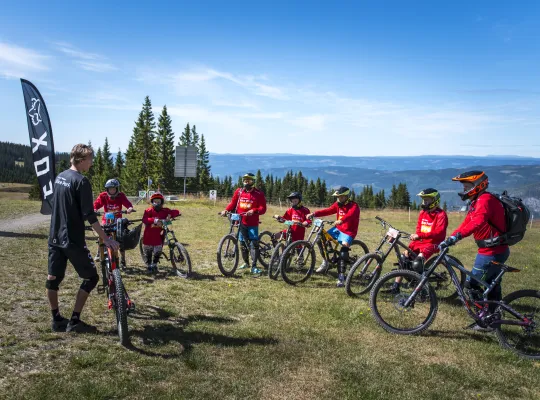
[93,179,133,268]
[142,193,180,273]
[273,192,311,243]
[220,172,267,275]
[306,186,360,287]
[440,171,509,331]
[386,188,448,294]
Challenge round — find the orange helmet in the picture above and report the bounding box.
[452,170,488,201]
[150,192,164,203]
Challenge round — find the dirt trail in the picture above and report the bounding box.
[0,213,50,233]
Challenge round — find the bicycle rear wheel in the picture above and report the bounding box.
[217,234,239,277]
[257,230,275,269]
[345,253,383,297]
[496,289,540,359]
[170,242,192,278]
[280,240,316,285]
[370,269,438,335]
[112,268,129,346]
[268,242,285,280]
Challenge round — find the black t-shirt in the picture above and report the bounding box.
[48,169,98,248]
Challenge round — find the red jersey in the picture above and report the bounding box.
[452,192,508,255]
[313,201,360,238]
[142,207,181,246]
[225,188,267,227]
[281,205,311,242]
[93,192,133,223]
[415,208,448,245]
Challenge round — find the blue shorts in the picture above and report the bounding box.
[238,225,259,243]
[327,227,354,246]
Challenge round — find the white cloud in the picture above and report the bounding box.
[0,42,50,78]
[290,114,328,131]
[52,42,117,73]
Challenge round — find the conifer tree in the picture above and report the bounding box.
[155,105,176,192]
[102,137,114,180]
[114,148,124,180]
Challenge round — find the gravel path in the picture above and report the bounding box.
[0,213,50,232]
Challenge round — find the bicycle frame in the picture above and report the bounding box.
[160,220,179,262]
[304,219,339,263]
[404,247,531,327]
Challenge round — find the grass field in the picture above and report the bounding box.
[0,199,539,399]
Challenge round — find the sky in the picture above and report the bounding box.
[1,1,540,157]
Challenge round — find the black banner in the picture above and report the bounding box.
[20,79,56,215]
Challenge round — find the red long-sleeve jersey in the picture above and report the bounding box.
[452,192,508,255]
[313,201,360,238]
[225,188,267,227]
[281,205,311,242]
[142,207,181,246]
[93,192,133,223]
[416,208,448,245]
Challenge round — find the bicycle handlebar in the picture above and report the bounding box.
[95,210,136,216]
[375,215,411,238]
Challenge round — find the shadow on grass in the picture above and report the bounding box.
[0,230,95,241]
[421,329,495,343]
[122,314,278,359]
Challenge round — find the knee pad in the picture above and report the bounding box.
[45,275,64,291]
[412,256,425,273]
[340,246,350,262]
[80,274,99,293]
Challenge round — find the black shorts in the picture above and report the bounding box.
[48,244,98,279]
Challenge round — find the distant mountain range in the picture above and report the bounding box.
[209,153,540,214]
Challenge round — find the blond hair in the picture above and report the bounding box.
[70,144,94,166]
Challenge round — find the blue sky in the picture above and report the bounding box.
[1,1,540,157]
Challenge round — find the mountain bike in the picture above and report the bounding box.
[216,212,274,277]
[138,217,192,278]
[345,216,465,299]
[280,218,369,285]
[369,245,540,359]
[268,216,308,280]
[95,211,139,346]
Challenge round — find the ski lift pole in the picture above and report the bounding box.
[183,146,187,200]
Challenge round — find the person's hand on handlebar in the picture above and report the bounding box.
[245,209,255,216]
[306,213,315,220]
[220,210,228,217]
[334,219,343,226]
[126,207,134,214]
[409,233,419,241]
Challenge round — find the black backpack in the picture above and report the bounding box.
[478,191,531,247]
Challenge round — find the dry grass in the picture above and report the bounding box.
[0,199,539,399]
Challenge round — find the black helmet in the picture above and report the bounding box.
[286,191,302,201]
[287,191,302,209]
[242,172,256,190]
[105,179,120,199]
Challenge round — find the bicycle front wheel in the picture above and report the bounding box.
[268,242,285,280]
[170,242,192,278]
[370,269,438,335]
[280,240,316,285]
[348,239,370,266]
[217,234,239,277]
[112,268,129,346]
[496,289,540,359]
[345,253,383,298]
[257,231,275,269]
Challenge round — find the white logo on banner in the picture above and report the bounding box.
[28,98,42,126]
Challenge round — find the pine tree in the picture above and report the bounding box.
[114,148,124,180]
[198,134,211,192]
[191,125,200,147]
[122,138,138,195]
[255,170,266,193]
[155,105,176,192]
[92,147,105,194]
[179,123,192,146]
[58,159,69,173]
[102,137,114,180]
[443,201,448,212]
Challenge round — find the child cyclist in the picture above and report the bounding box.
[306,186,360,287]
[142,193,180,273]
[386,188,448,294]
[93,179,134,268]
[272,192,311,243]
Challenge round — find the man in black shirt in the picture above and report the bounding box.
[47,144,119,332]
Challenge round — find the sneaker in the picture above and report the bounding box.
[251,267,262,274]
[316,260,329,273]
[66,319,97,333]
[238,263,249,270]
[51,317,69,332]
[383,282,401,295]
[336,273,345,288]
[94,254,101,262]
[120,259,127,270]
